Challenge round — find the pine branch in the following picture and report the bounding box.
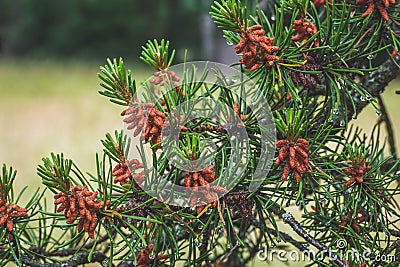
[3,1,400,266]
[210,0,248,34]
[377,94,397,158]
[251,218,316,261]
[140,39,175,70]
[21,251,110,267]
[306,56,400,118]
[199,226,212,267]
[318,56,400,134]
[118,261,169,267]
[37,233,113,258]
[266,226,316,261]
[98,58,136,106]
[268,204,349,267]
[20,257,57,267]
[353,56,400,122]
[376,157,400,174]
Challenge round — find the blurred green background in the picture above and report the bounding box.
[0,1,399,266]
[0,0,201,59]
[0,0,239,63]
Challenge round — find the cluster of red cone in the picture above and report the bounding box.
[339,209,367,234]
[184,166,228,214]
[235,25,280,71]
[292,19,318,46]
[54,182,110,238]
[122,102,188,151]
[275,138,312,182]
[150,70,180,86]
[0,200,28,232]
[356,0,395,21]
[343,156,371,187]
[122,103,165,144]
[136,244,168,267]
[112,159,147,187]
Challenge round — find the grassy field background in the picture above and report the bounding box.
[0,59,399,266]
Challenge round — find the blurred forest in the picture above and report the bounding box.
[0,0,236,63]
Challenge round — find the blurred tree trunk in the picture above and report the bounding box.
[200,0,236,64]
[200,0,214,60]
[1,0,20,57]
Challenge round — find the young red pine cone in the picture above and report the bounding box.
[196,191,220,215]
[142,106,168,150]
[275,138,312,182]
[356,0,395,21]
[54,182,110,238]
[392,48,398,58]
[192,192,216,215]
[313,0,326,7]
[235,25,280,71]
[112,159,146,187]
[136,244,152,267]
[122,103,155,137]
[136,244,169,267]
[342,156,371,187]
[122,103,171,151]
[343,177,356,187]
[184,166,227,214]
[339,215,350,229]
[0,200,28,232]
[339,210,366,234]
[150,70,180,86]
[292,19,318,46]
[232,102,247,125]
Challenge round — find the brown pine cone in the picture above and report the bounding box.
[339,210,366,234]
[136,244,169,267]
[225,191,254,218]
[289,52,323,91]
